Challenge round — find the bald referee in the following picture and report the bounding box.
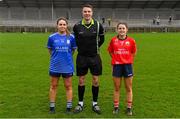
[73,4,105,114]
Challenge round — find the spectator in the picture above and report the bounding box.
[107,18,111,27]
[153,18,156,25]
[156,16,160,25]
[102,17,105,24]
[169,16,172,24]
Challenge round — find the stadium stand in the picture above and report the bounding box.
[0,0,180,32]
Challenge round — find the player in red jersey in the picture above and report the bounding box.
[108,22,137,115]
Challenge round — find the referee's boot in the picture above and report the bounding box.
[92,104,101,114]
[73,104,83,114]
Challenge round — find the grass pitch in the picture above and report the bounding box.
[0,32,180,118]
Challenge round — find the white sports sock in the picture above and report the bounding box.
[78,101,84,107]
[92,101,97,106]
[50,102,55,107]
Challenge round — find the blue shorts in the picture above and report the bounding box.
[49,71,73,78]
[112,64,133,78]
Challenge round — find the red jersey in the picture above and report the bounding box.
[108,36,137,64]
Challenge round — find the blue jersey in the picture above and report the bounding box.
[47,33,77,73]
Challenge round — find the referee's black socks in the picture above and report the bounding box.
[78,85,85,102]
[92,85,99,106]
[78,85,99,106]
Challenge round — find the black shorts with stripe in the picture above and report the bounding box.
[76,54,102,76]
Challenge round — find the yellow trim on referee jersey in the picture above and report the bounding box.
[81,18,94,29]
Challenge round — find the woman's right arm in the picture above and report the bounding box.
[48,48,52,55]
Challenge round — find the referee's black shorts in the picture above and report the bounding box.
[76,54,102,76]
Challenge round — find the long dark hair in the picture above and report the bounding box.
[56,17,70,36]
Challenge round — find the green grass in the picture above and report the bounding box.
[0,32,180,118]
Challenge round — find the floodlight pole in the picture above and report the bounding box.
[51,0,54,21]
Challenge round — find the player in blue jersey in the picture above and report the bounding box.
[47,17,77,114]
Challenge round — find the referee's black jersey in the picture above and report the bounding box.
[73,19,105,57]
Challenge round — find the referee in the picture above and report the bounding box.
[73,4,105,114]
